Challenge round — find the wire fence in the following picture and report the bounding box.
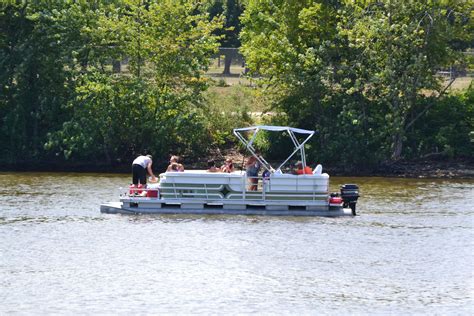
[106,47,473,86]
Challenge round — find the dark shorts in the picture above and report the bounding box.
[132,164,147,185]
[246,165,260,178]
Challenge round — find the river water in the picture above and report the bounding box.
[0,172,473,314]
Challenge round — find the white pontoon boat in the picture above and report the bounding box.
[100,126,360,216]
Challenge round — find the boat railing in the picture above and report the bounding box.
[236,175,325,202]
[155,174,327,202]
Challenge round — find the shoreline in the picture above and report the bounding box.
[1,158,473,179]
[323,159,474,179]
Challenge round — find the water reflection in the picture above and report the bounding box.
[0,215,106,225]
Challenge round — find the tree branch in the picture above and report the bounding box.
[404,77,456,131]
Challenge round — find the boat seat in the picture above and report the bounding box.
[159,170,246,192]
[313,164,322,175]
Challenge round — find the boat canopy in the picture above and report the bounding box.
[234,126,314,134]
[233,125,315,173]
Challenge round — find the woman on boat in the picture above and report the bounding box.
[132,154,157,185]
[220,158,234,173]
[166,155,184,172]
[245,156,261,190]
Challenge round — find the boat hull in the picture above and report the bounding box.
[100,201,355,217]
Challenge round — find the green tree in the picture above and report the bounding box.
[47,0,223,164]
[0,2,80,163]
[406,84,473,158]
[207,0,244,74]
[0,1,116,164]
[343,0,471,160]
[240,0,364,164]
[240,0,472,165]
[1,1,224,167]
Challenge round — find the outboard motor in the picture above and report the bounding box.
[340,184,359,216]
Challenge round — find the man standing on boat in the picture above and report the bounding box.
[245,155,261,190]
[132,155,157,185]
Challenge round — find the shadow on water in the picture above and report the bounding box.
[119,213,341,225]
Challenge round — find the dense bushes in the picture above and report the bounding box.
[405,85,473,159]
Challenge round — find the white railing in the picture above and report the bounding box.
[156,174,328,202]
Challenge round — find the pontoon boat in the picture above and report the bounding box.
[100,126,360,216]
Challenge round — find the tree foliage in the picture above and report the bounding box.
[1,1,225,166]
[240,0,473,165]
[1,0,471,170]
[0,2,79,162]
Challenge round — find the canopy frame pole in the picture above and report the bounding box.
[288,130,306,168]
[248,128,259,147]
[233,130,273,172]
[233,126,315,173]
[277,147,301,172]
[277,131,313,171]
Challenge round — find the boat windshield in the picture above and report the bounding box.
[233,125,315,173]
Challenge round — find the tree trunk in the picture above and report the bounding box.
[112,60,121,73]
[223,54,232,75]
[391,133,403,161]
[103,142,112,166]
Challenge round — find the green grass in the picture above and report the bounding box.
[204,84,268,114]
[449,76,473,91]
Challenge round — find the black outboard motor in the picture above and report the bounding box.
[340,184,359,216]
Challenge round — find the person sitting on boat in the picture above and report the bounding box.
[293,161,312,175]
[132,154,157,185]
[167,162,179,172]
[245,156,261,190]
[166,155,184,172]
[207,159,221,172]
[220,158,234,173]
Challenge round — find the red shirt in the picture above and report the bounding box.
[296,166,313,175]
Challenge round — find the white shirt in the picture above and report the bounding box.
[132,156,151,168]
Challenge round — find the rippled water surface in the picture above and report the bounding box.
[1,172,473,314]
